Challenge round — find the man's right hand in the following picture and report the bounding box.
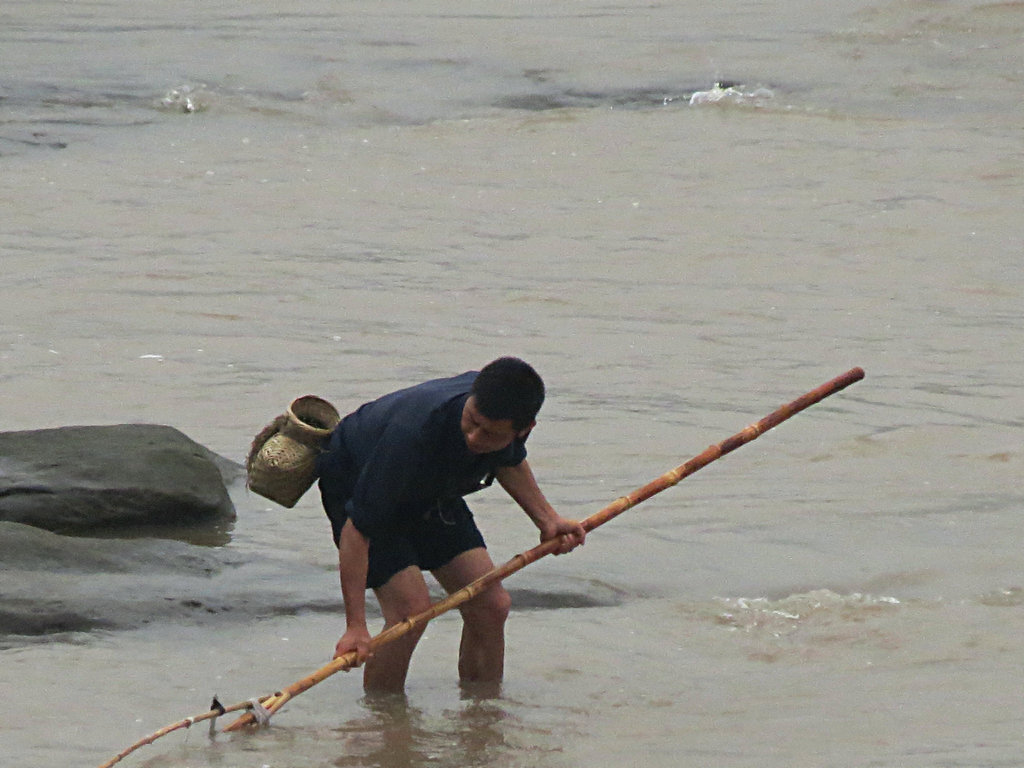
[334,625,373,665]
[334,519,373,666]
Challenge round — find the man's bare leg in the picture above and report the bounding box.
[432,547,511,693]
[364,565,432,693]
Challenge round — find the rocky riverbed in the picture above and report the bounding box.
[0,423,336,645]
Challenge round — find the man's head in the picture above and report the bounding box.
[461,357,545,454]
[472,357,545,429]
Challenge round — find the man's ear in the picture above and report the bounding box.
[517,420,537,440]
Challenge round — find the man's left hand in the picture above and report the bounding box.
[542,516,586,555]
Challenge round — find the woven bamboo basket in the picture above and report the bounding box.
[246,395,341,508]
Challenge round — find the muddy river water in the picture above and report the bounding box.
[2,1,1023,766]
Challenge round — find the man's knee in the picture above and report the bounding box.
[395,590,435,619]
[375,568,434,630]
[463,584,511,627]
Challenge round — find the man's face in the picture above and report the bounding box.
[460,396,531,454]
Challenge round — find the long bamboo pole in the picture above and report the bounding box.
[97,366,864,766]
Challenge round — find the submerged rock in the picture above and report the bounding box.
[0,520,339,644]
[0,516,624,645]
[0,424,241,536]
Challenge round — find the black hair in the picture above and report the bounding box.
[471,357,545,430]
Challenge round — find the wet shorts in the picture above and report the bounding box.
[323,495,486,590]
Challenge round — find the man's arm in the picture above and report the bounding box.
[331,421,424,661]
[333,518,373,662]
[496,460,585,554]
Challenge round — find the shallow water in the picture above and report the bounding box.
[2,1,1023,766]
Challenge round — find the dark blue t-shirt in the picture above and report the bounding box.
[317,371,527,539]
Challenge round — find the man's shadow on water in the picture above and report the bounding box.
[330,689,536,768]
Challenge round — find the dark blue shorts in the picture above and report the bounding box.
[321,491,486,590]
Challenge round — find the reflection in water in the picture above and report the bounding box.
[330,692,538,768]
[331,693,424,768]
[449,692,512,765]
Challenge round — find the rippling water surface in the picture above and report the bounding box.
[2,1,1023,767]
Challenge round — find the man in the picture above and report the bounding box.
[316,357,585,694]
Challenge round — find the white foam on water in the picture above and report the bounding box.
[689,83,775,107]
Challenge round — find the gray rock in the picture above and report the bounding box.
[0,424,240,536]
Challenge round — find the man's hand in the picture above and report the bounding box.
[540,515,586,555]
[334,519,372,666]
[497,461,586,555]
[334,624,373,665]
